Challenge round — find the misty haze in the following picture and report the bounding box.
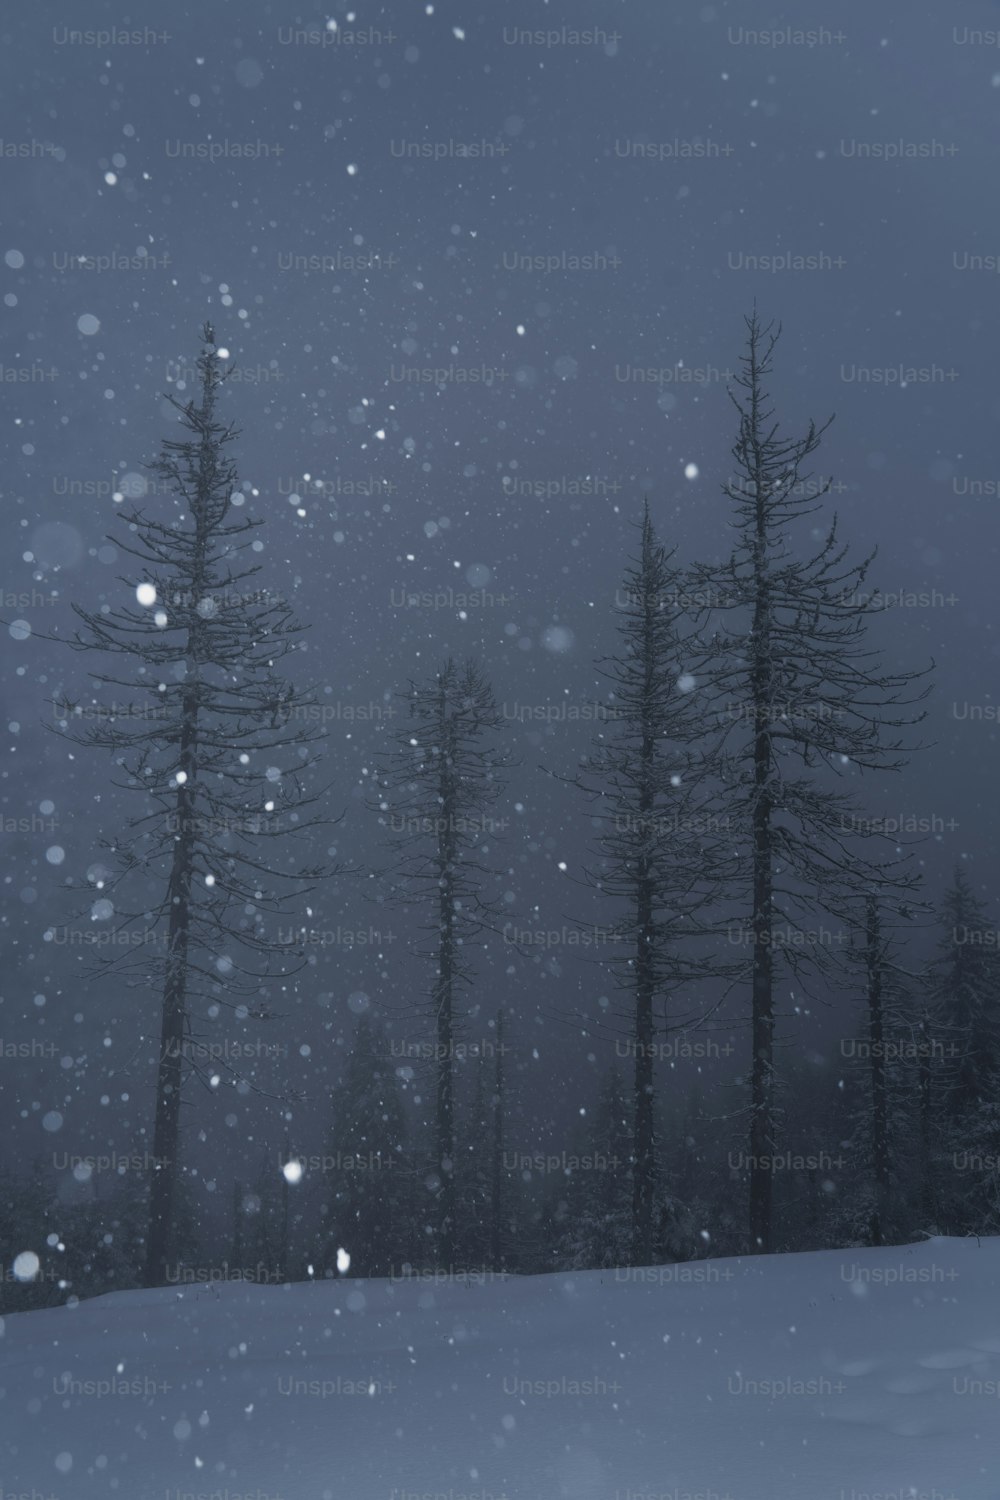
[2,4,999,1498]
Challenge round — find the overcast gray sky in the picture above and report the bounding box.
[2,0,999,1191]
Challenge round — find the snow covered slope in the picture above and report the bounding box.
[3,1236,1000,1499]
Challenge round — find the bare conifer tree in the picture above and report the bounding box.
[370,658,510,1265]
[692,310,929,1252]
[49,326,338,1285]
[567,504,733,1264]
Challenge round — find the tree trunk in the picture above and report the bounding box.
[632,857,656,1263]
[631,523,660,1266]
[748,477,775,1255]
[279,1131,291,1282]
[435,698,457,1266]
[866,898,890,1247]
[918,1010,935,1225]
[490,1010,505,1269]
[231,1178,243,1270]
[144,683,198,1286]
[436,905,455,1265]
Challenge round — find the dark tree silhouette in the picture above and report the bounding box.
[48,326,339,1286]
[845,895,917,1247]
[929,866,1000,1118]
[490,1008,508,1270]
[566,504,732,1264]
[692,310,929,1253]
[370,658,511,1265]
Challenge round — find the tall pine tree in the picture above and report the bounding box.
[567,504,731,1264]
[50,326,338,1285]
[692,311,928,1252]
[370,658,510,1266]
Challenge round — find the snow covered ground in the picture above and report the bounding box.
[3,1236,1000,1499]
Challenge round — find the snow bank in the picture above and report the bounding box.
[3,1236,1000,1499]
